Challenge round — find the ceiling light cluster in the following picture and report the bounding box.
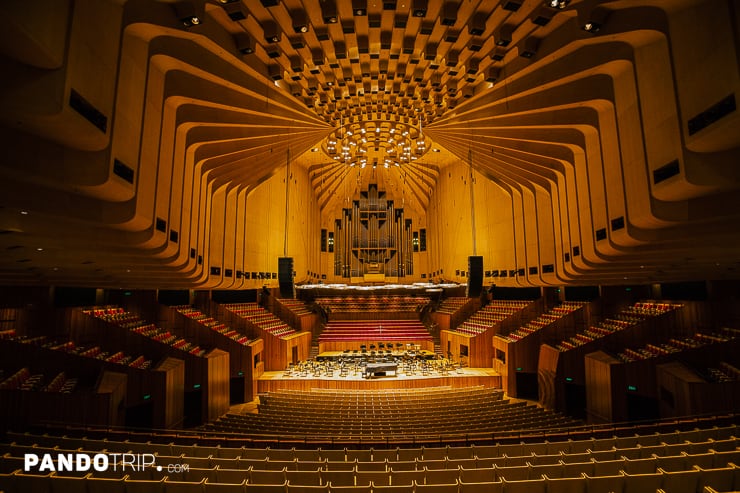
[324,120,428,169]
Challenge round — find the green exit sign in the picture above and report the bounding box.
[627,385,637,391]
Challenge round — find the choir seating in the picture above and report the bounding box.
[318,320,434,353]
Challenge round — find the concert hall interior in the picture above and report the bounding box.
[1,0,740,492]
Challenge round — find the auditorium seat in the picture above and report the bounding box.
[286,482,328,492]
[163,477,207,493]
[500,476,547,493]
[245,479,287,491]
[459,478,503,493]
[285,470,321,486]
[389,469,425,486]
[413,478,459,492]
[1,419,738,493]
[203,479,246,492]
[124,476,166,493]
[696,465,739,493]
[86,475,127,493]
[544,474,587,493]
[622,471,663,493]
[328,484,371,493]
[217,468,249,484]
[356,460,387,472]
[583,471,625,493]
[320,469,354,486]
[658,466,702,493]
[372,483,415,492]
[355,470,390,486]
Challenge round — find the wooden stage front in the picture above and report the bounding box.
[257,368,501,392]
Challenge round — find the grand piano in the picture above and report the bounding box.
[363,362,398,378]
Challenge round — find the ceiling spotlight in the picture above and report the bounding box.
[548,0,569,8]
[234,32,255,54]
[495,23,514,47]
[321,0,339,24]
[173,1,201,28]
[291,10,309,33]
[264,23,281,43]
[582,6,609,34]
[352,0,367,15]
[412,0,428,17]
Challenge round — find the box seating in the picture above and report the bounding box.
[224,303,296,339]
[555,302,682,352]
[453,301,531,336]
[278,299,313,317]
[502,302,585,342]
[84,306,206,356]
[173,306,252,346]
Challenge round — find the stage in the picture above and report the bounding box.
[256,367,501,392]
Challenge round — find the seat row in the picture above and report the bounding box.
[2,464,737,493]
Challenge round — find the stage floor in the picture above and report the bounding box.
[257,367,501,392]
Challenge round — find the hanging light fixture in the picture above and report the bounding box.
[324,118,429,167]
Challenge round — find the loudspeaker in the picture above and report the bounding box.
[278,257,294,298]
[467,256,483,297]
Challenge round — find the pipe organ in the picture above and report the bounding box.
[334,184,413,281]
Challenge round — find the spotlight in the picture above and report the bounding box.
[547,0,569,8]
[263,21,281,43]
[412,0,428,17]
[352,0,367,16]
[495,23,514,47]
[469,12,487,36]
[582,6,610,34]
[234,32,255,54]
[291,10,309,33]
[173,1,201,27]
[520,36,539,58]
[321,0,339,24]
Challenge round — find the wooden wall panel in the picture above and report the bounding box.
[205,348,230,420]
[584,351,620,424]
[440,329,492,368]
[153,357,185,429]
[258,372,501,393]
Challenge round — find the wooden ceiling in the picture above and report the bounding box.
[205,0,585,213]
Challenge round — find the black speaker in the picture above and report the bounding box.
[278,257,294,298]
[467,256,483,297]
